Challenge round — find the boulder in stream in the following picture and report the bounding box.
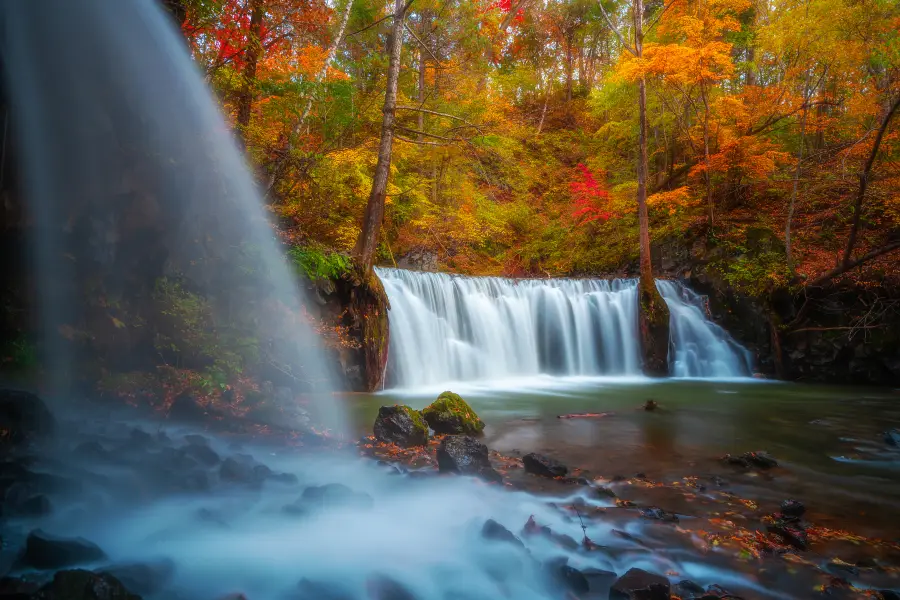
[436,436,501,482]
[373,405,429,447]
[0,389,56,449]
[33,569,140,600]
[884,429,900,447]
[21,530,108,570]
[421,392,485,435]
[481,519,524,548]
[609,568,670,600]
[522,453,568,478]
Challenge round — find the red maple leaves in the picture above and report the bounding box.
[570,163,611,225]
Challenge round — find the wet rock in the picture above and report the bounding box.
[184,434,209,446]
[884,430,900,447]
[825,559,859,578]
[219,457,268,486]
[34,569,140,600]
[481,519,525,548]
[609,568,670,600]
[780,499,806,521]
[582,568,617,593]
[269,471,299,484]
[674,580,706,598]
[879,591,900,600]
[0,575,40,596]
[128,429,154,449]
[767,521,809,550]
[643,399,658,411]
[97,559,175,596]
[640,506,679,523]
[21,530,108,569]
[596,486,617,499]
[421,391,485,435]
[297,483,373,510]
[367,576,417,600]
[295,579,354,600]
[545,562,589,595]
[11,494,52,517]
[522,453,568,478]
[702,583,742,598]
[723,451,778,469]
[436,436,502,482]
[74,441,110,461]
[0,389,56,449]
[183,442,221,467]
[373,405,429,448]
[167,392,209,422]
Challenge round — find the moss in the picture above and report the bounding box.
[422,391,485,435]
[399,404,429,434]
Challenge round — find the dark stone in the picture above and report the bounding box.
[167,393,208,422]
[546,563,589,595]
[481,519,524,548]
[367,576,417,600]
[0,389,55,448]
[373,406,429,448]
[0,575,40,597]
[767,521,808,550]
[183,443,220,467]
[522,453,568,478]
[582,569,617,593]
[825,560,859,577]
[296,483,373,510]
[643,400,658,411]
[675,580,706,598]
[884,429,900,447]
[780,499,805,520]
[296,579,354,600]
[74,441,109,461]
[22,530,108,570]
[723,451,777,469]
[640,506,679,523]
[13,494,52,517]
[609,568,670,600]
[97,560,175,596]
[597,486,617,498]
[219,457,268,486]
[879,591,900,600]
[638,281,670,377]
[436,436,501,482]
[33,569,140,600]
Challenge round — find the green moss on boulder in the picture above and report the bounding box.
[373,404,429,447]
[422,391,485,435]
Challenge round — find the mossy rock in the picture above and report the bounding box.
[373,405,429,447]
[422,392,485,435]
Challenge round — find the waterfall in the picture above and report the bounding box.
[377,268,753,387]
[656,280,754,378]
[376,268,641,387]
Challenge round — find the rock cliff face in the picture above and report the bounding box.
[642,230,900,385]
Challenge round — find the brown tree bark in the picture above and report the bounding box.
[785,68,812,271]
[633,0,669,376]
[354,0,410,273]
[235,0,266,145]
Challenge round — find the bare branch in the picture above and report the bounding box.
[395,106,474,124]
[404,22,440,63]
[395,135,448,146]
[347,14,392,37]
[597,1,636,57]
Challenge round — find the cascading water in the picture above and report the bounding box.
[378,268,753,387]
[656,280,754,378]
[377,268,641,387]
[0,1,340,426]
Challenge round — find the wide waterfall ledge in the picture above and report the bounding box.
[376,268,754,390]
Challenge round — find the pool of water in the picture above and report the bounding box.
[341,378,900,539]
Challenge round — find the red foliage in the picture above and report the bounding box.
[569,163,611,225]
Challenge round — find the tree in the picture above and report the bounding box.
[599,0,670,376]
[354,0,414,273]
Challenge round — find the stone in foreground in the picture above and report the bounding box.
[421,391,485,435]
[0,389,56,449]
[522,453,568,478]
[609,567,670,600]
[373,405,429,447]
[436,435,501,482]
[35,569,141,600]
[22,530,108,570]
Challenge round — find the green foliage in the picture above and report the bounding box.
[288,245,353,282]
[1,335,38,372]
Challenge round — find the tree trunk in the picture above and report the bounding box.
[786,69,812,271]
[840,94,900,267]
[235,0,265,145]
[701,82,713,226]
[634,0,669,376]
[354,0,408,273]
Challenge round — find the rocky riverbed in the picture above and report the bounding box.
[2,388,900,600]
